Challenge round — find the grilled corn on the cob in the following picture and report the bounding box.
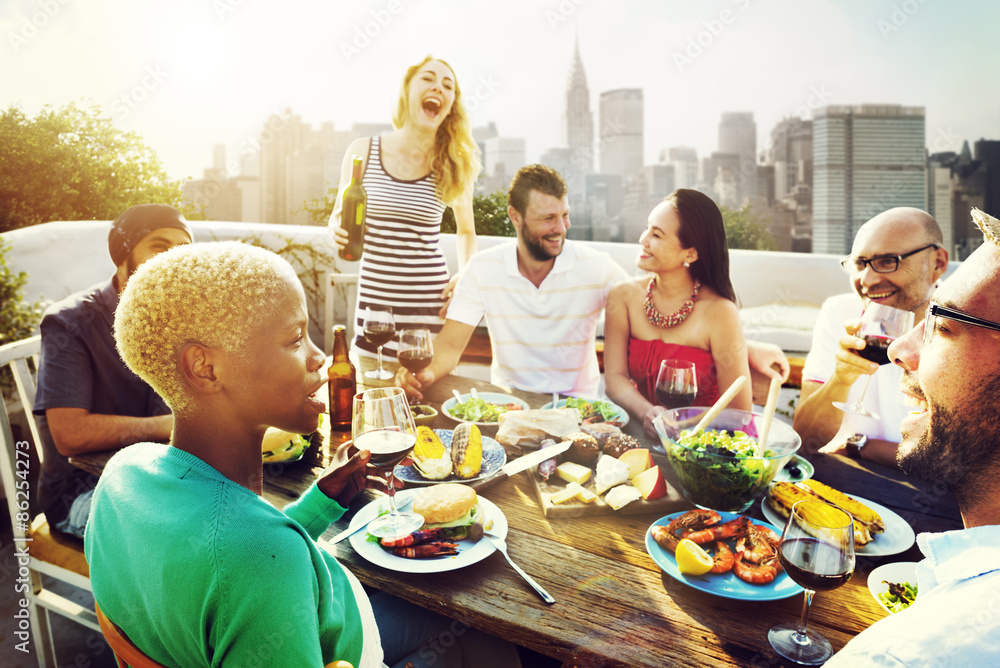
[412,426,452,480]
[800,479,885,534]
[767,481,878,547]
[451,423,483,479]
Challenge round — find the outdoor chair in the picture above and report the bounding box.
[95,603,168,668]
[0,335,100,667]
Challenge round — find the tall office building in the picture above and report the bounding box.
[664,146,698,190]
[769,117,813,200]
[482,136,526,193]
[813,104,926,254]
[718,112,757,206]
[259,109,311,224]
[599,89,643,179]
[564,38,594,195]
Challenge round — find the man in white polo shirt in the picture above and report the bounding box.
[398,164,624,398]
[398,164,788,401]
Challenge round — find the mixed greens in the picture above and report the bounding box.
[667,428,781,512]
[448,396,518,423]
[878,580,918,613]
[562,397,623,423]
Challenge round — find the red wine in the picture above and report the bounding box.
[779,538,854,591]
[364,325,395,347]
[398,350,432,373]
[354,430,416,468]
[339,155,367,261]
[655,387,696,409]
[857,335,892,365]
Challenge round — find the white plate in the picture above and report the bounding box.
[440,392,530,426]
[762,493,916,557]
[868,562,919,613]
[393,429,507,485]
[343,489,508,573]
[540,397,630,427]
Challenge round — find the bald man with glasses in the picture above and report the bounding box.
[793,207,950,467]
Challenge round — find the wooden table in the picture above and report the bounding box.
[71,360,963,668]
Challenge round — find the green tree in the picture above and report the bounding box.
[0,237,43,346]
[0,101,194,232]
[720,203,777,251]
[299,186,338,226]
[440,188,515,237]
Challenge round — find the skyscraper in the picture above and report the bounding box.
[718,112,757,206]
[813,104,926,254]
[599,89,643,179]
[564,37,594,195]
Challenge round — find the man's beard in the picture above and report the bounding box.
[522,227,563,262]
[126,253,141,277]
[899,374,1000,504]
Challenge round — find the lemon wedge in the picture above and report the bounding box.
[674,538,714,576]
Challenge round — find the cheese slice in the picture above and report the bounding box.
[594,455,630,495]
[605,484,643,511]
[551,482,585,504]
[555,462,592,485]
[574,486,598,503]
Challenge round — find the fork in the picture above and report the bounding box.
[482,531,555,604]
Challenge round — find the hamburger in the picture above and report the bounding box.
[261,427,311,463]
[412,483,489,539]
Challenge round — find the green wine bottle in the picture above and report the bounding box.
[339,155,366,261]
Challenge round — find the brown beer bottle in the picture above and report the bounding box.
[329,325,356,431]
[338,155,367,261]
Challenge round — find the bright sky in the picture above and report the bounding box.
[3,0,997,182]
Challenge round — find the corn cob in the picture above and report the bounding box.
[800,479,885,535]
[768,482,872,547]
[412,426,452,480]
[450,423,483,479]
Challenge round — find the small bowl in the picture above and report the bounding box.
[868,562,919,614]
[773,454,814,483]
[410,404,438,427]
[653,407,801,513]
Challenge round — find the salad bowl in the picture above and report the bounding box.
[653,407,801,513]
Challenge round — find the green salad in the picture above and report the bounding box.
[448,396,519,423]
[878,580,917,613]
[667,427,780,512]
[563,397,622,422]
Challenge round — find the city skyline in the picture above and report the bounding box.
[3,0,1000,183]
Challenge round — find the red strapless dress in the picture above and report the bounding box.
[627,338,719,407]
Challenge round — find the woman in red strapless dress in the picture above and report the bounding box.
[604,189,753,439]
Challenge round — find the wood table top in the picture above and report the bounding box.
[70,358,963,667]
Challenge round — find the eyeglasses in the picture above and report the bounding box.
[841,243,939,274]
[923,302,1000,344]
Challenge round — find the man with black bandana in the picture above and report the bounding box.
[34,204,192,537]
[824,208,1000,665]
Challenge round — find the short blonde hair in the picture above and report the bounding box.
[114,241,299,414]
[392,55,482,206]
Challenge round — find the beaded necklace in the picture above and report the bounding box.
[644,277,700,329]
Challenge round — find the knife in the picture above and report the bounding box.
[471,440,571,492]
[328,496,415,545]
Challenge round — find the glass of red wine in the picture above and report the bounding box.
[832,302,914,419]
[352,387,424,539]
[363,305,395,381]
[768,499,855,665]
[397,328,434,377]
[655,359,698,409]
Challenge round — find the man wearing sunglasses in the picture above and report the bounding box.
[824,208,1000,665]
[794,207,949,467]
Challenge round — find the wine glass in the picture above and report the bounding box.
[363,305,395,380]
[352,387,424,539]
[397,328,434,377]
[768,499,856,665]
[832,302,914,419]
[655,359,698,409]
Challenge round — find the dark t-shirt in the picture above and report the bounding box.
[33,277,169,525]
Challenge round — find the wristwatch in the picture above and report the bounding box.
[845,433,868,459]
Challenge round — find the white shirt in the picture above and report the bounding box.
[825,525,1000,667]
[801,293,906,442]
[446,240,629,396]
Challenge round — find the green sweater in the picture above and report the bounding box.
[84,443,365,667]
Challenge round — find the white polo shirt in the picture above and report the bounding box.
[446,240,629,397]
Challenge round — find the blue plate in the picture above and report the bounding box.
[394,428,507,485]
[645,511,803,601]
[440,392,530,426]
[540,397,630,427]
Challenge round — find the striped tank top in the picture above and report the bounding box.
[353,135,449,359]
